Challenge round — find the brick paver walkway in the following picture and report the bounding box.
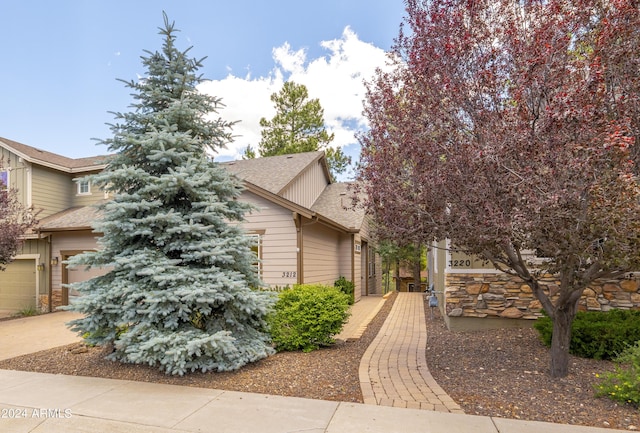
[335,295,386,341]
[359,292,464,413]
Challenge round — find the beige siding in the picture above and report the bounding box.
[353,234,363,301]
[337,233,359,301]
[0,147,30,206]
[281,160,328,208]
[240,191,298,287]
[31,167,73,217]
[302,223,342,285]
[72,171,105,207]
[337,234,352,278]
[50,231,102,298]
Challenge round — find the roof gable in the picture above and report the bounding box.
[221,151,329,195]
[0,137,110,173]
[223,152,366,233]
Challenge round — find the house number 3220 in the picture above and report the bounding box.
[282,271,297,278]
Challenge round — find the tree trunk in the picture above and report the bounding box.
[549,300,579,378]
[395,258,401,292]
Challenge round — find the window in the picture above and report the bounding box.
[0,170,8,191]
[77,180,91,195]
[248,233,263,279]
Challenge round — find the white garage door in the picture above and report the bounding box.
[0,259,36,314]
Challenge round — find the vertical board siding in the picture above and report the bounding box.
[0,147,30,205]
[281,161,327,208]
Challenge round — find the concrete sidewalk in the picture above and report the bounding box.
[0,369,624,433]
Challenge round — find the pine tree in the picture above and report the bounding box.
[255,81,351,180]
[66,13,276,375]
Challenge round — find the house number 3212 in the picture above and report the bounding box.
[282,271,297,278]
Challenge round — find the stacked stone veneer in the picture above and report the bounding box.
[37,290,65,313]
[445,272,640,320]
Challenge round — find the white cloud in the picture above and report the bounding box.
[198,26,392,163]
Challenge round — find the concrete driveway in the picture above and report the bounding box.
[0,311,83,361]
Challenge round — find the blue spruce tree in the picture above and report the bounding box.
[66,14,275,375]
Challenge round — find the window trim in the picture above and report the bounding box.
[0,169,8,191]
[248,233,263,280]
[77,179,91,195]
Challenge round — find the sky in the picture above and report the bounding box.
[0,1,406,180]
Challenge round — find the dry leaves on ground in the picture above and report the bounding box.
[424,302,640,431]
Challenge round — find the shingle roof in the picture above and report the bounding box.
[25,146,362,234]
[0,137,110,172]
[37,205,103,232]
[221,151,326,195]
[311,182,366,230]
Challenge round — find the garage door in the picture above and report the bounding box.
[0,259,36,314]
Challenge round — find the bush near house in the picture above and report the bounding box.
[334,276,355,305]
[268,284,351,353]
[534,309,640,360]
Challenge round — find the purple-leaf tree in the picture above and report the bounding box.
[0,163,37,270]
[358,0,640,377]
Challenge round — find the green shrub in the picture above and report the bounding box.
[334,276,355,305]
[268,284,351,353]
[534,309,640,360]
[595,341,640,408]
[17,306,39,317]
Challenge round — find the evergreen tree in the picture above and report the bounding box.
[255,81,351,180]
[66,13,275,375]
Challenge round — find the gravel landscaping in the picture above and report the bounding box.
[425,304,640,431]
[1,291,639,430]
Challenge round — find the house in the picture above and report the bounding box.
[0,137,109,316]
[0,137,381,316]
[223,151,380,299]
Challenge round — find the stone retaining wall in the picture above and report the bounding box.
[445,272,640,321]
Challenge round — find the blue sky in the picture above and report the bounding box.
[0,1,406,179]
